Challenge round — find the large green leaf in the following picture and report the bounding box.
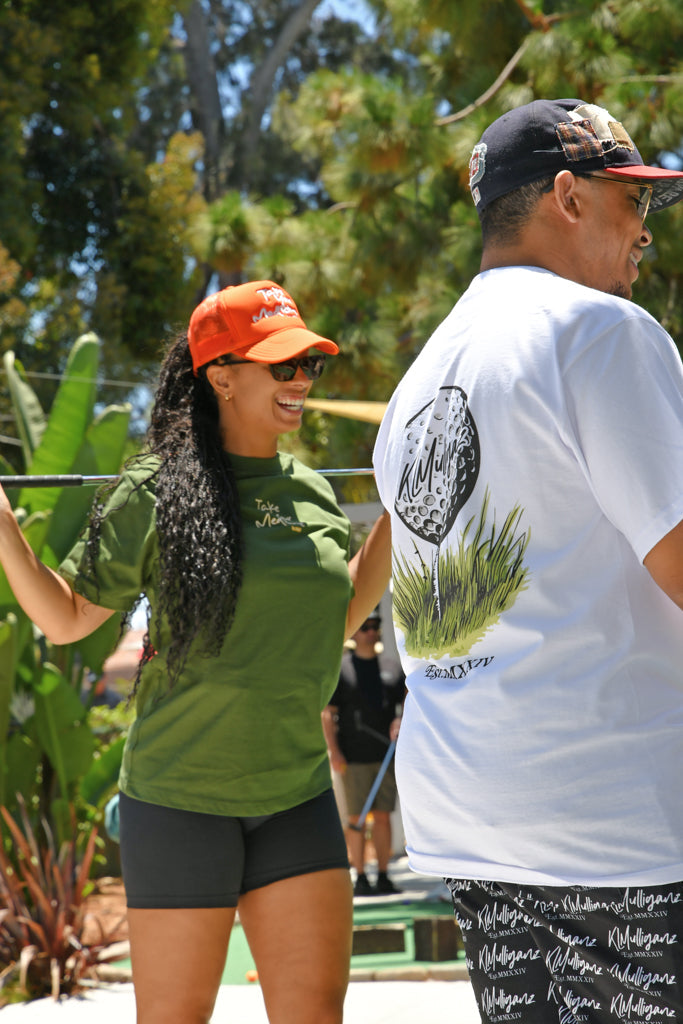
[0,452,16,475]
[0,615,18,806]
[2,352,47,465]
[71,612,124,681]
[33,665,95,791]
[48,403,131,562]
[0,615,17,735]
[2,733,41,815]
[20,333,101,514]
[80,736,126,808]
[50,796,76,847]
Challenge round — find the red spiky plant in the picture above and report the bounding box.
[0,797,123,1005]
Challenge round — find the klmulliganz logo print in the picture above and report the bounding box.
[393,386,530,660]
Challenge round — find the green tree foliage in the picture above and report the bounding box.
[0,0,202,372]
[1,0,682,489]
[265,0,683,341]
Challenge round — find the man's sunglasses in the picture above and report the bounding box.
[217,354,326,382]
[542,173,652,221]
[579,173,653,221]
[359,620,381,632]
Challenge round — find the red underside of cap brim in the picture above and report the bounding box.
[603,164,683,183]
[602,164,683,211]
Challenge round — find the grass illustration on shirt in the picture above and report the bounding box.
[393,386,530,659]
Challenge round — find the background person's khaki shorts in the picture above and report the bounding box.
[341,760,397,817]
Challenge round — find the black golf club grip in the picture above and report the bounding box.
[1,474,90,488]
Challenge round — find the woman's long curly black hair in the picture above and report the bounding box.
[86,332,243,692]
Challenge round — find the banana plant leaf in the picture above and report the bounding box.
[19,334,100,514]
[0,451,17,478]
[0,615,18,807]
[72,612,125,681]
[2,733,41,815]
[48,404,131,563]
[32,665,96,795]
[2,352,47,465]
[80,736,126,808]
[0,615,17,737]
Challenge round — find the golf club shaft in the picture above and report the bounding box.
[0,467,374,488]
[349,738,397,833]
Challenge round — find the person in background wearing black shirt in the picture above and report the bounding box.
[323,609,406,896]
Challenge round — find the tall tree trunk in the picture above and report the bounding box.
[183,0,225,200]
[238,0,320,188]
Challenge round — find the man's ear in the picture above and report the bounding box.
[553,170,581,224]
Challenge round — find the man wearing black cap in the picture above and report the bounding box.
[373,99,683,1020]
[323,609,405,896]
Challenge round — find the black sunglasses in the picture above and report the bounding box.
[541,173,652,221]
[218,354,326,382]
[359,620,381,632]
[579,174,652,221]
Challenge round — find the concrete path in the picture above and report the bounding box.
[2,980,481,1022]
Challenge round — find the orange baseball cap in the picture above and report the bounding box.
[188,280,339,373]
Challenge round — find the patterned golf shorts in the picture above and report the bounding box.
[445,877,683,1024]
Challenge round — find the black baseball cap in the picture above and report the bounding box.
[469,98,683,215]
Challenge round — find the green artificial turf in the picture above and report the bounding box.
[115,899,463,986]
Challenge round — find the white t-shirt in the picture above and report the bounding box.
[373,266,683,886]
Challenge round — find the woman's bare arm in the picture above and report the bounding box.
[0,487,116,643]
[346,509,391,638]
[643,518,683,611]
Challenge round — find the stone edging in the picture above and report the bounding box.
[92,959,470,985]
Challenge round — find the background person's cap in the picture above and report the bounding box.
[188,280,339,373]
[468,98,683,215]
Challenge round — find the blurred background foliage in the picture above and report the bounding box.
[1,0,682,499]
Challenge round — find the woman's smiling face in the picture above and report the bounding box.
[205,350,316,458]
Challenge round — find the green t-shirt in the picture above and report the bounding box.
[60,452,352,815]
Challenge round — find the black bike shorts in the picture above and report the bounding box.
[119,788,349,909]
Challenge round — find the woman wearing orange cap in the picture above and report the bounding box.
[0,281,390,1024]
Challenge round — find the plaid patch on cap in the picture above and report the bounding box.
[556,119,604,163]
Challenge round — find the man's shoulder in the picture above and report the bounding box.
[479,267,659,322]
[535,272,662,331]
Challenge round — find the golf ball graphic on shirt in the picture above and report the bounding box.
[391,385,530,659]
[395,386,480,545]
